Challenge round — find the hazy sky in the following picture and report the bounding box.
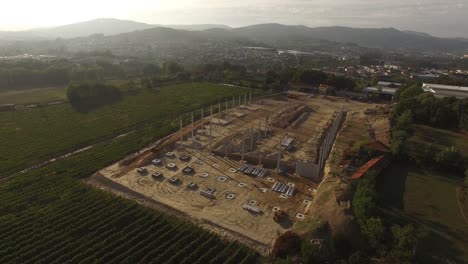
[1,0,467,38]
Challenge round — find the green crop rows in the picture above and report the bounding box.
[0,82,262,263]
[0,82,261,177]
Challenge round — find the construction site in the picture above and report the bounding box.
[94,91,384,253]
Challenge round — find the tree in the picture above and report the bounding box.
[390,224,419,263]
[352,172,377,225]
[67,82,121,112]
[395,110,413,130]
[163,61,184,76]
[362,217,385,249]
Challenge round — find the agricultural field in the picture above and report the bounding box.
[406,124,468,159]
[0,83,261,263]
[377,164,468,263]
[0,82,262,177]
[0,129,258,263]
[0,87,67,105]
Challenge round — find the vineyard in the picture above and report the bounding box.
[0,82,261,177]
[0,82,261,263]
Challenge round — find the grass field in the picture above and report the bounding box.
[406,124,468,159]
[0,82,261,177]
[377,164,468,263]
[0,87,67,105]
[0,82,261,263]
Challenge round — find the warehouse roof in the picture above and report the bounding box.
[363,86,398,95]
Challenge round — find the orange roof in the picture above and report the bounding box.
[350,155,386,180]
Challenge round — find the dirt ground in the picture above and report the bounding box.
[89,94,389,254]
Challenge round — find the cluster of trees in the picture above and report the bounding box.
[351,172,423,263]
[391,84,468,172]
[394,84,468,130]
[67,82,121,111]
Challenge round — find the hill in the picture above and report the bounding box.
[32,18,155,39]
[2,20,468,54]
[230,24,468,52]
[0,19,232,40]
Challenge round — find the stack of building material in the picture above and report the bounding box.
[271,182,295,197]
[238,164,269,177]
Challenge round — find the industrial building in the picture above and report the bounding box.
[422,83,468,99]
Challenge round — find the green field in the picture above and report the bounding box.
[0,87,67,105]
[0,82,261,263]
[0,82,261,177]
[377,164,468,263]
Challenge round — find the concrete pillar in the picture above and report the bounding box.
[201,108,204,129]
[209,121,212,152]
[241,139,245,162]
[276,146,282,171]
[224,141,228,158]
[191,112,194,139]
[180,115,183,143]
[250,127,254,151]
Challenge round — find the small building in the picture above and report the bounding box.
[319,84,334,95]
[421,83,468,99]
[377,81,402,88]
[362,86,398,100]
[0,104,15,112]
